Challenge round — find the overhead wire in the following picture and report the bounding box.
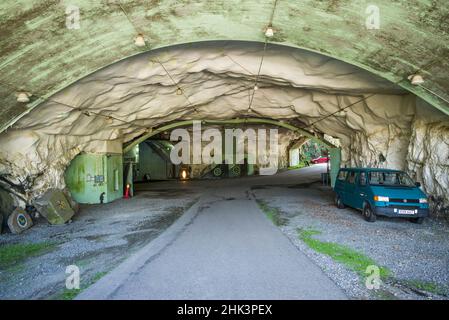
[247,0,279,113]
[2,0,447,138]
[303,57,447,130]
[117,0,199,116]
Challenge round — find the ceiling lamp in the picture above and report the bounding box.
[408,74,424,85]
[134,34,146,47]
[254,85,259,91]
[265,25,274,38]
[176,87,183,95]
[16,92,31,103]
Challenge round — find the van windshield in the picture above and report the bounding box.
[368,171,415,187]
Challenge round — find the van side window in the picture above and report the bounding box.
[369,172,379,184]
[348,171,356,184]
[337,170,347,181]
[359,172,367,186]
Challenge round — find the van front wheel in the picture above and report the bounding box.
[363,204,376,222]
[335,195,345,209]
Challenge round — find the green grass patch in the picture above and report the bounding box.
[59,271,108,300]
[298,228,390,279]
[404,279,448,297]
[60,288,82,300]
[91,271,107,283]
[0,242,56,270]
[288,161,309,170]
[256,200,288,226]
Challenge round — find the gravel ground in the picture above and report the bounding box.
[0,185,198,299]
[252,182,449,300]
[1,168,447,300]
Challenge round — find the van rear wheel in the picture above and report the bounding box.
[363,204,376,222]
[335,195,345,209]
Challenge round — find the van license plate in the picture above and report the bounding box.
[398,209,415,215]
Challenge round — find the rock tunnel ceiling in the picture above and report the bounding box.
[0,41,448,210]
[1,0,449,133]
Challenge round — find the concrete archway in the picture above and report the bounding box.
[121,117,341,190]
[123,118,336,153]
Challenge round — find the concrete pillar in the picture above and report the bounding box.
[329,148,341,188]
[289,148,300,167]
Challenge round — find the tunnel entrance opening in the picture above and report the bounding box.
[1,2,449,300]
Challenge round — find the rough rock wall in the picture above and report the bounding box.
[0,42,447,210]
[406,100,449,216]
[341,95,416,170]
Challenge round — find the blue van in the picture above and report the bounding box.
[334,168,429,223]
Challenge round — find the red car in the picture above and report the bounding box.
[311,156,330,164]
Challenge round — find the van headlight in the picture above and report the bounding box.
[419,198,428,204]
[374,196,389,202]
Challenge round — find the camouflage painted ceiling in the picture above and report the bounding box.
[1,0,448,132]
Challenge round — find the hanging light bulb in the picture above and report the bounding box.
[265,25,274,37]
[134,33,146,47]
[408,74,424,85]
[176,87,183,95]
[254,84,259,91]
[106,116,113,124]
[16,92,31,103]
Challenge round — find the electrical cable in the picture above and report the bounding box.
[117,0,199,115]
[2,0,447,136]
[247,0,279,112]
[0,80,152,132]
[303,58,447,130]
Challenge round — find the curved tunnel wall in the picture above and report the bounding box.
[1,0,449,134]
[0,41,448,213]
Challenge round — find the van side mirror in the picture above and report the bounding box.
[415,182,421,187]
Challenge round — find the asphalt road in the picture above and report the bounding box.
[78,165,346,299]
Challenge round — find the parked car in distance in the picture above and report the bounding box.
[334,168,429,223]
[311,156,329,164]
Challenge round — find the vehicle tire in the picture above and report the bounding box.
[231,165,241,177]
[7,209,33,234]
[212,166,222,177]
[410,217,424,224]
[363,203,376,222]
[335,195,345,209]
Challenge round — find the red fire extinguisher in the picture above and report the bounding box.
[124,184,130,199]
